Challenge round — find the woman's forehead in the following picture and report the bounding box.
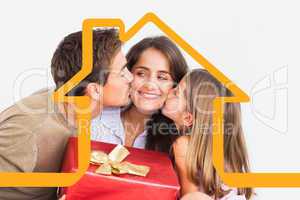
[135,48,170,72]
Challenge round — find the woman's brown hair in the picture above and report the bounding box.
[184,69,253,199]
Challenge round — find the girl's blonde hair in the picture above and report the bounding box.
[184,69,253,199]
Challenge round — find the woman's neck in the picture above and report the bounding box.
[121,106,152,146]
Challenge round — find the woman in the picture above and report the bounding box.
[162,69,253,199]
[91,36,188,153]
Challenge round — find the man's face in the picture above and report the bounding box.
[102,50,133,107]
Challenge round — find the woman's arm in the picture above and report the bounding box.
[173,136,199,196]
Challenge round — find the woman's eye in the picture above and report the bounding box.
[157,75,169,81]
[136,71,146,77]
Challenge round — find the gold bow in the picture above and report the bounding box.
[90,145,150,177]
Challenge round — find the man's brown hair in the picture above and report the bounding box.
[51,28,122,96]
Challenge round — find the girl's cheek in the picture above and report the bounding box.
[172,99,183,113]
[169,99,180,112]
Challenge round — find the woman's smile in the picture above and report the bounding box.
[137,90,161,100]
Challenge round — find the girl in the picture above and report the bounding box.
[162,69,253,199]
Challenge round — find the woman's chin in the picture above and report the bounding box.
[135,106,159,116]
[133,100,164,115]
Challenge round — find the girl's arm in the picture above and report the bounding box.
[173,136,199,196]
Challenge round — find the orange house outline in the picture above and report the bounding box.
[0,12,297,187]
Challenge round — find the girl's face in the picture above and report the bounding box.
[162,78,192,128]
[130,48,174,114]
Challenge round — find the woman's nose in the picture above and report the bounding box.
[144,81,158,90]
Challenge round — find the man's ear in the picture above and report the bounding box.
[182,112,193,128]
[85,83,103,101]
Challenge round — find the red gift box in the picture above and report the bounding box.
[61,137,180,200]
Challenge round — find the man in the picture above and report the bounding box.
[0,29,133,199]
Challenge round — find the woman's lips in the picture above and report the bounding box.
[138,91,161,100]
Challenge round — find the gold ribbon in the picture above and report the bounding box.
[90,144,150,177]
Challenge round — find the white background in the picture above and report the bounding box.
[0,0,299,199]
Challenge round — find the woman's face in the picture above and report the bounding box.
[130,48,174,114]
[162,78,189,127]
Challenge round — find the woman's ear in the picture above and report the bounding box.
[85,83,103,101]
[182,112,193,128]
